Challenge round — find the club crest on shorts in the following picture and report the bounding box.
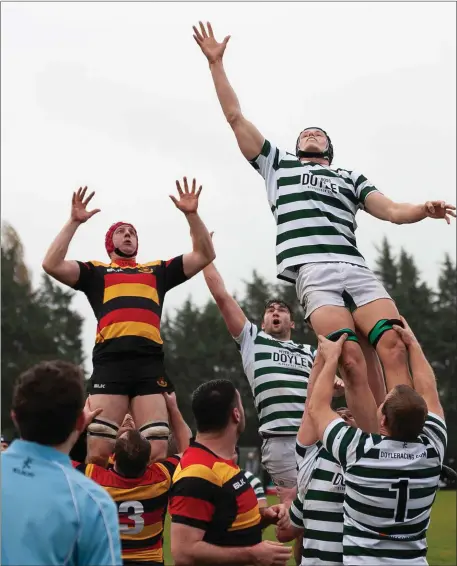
[157,377,168,387]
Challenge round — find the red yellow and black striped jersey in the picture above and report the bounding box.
[77,455,179,565]
[73,257,187,362]
[169,442,262,547]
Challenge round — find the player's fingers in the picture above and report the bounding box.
[337,333,348,345]
[445,203,456,210]
[207,21,214,38]
[196,185,203,198]
[72,192,76,205]
[175,180,183,196]
[191,178,196,193]
[89,208,101,218]
[223,35,231,46]
[193,25,203,41]
[83,191,95,206]
[169,195,178,206]
[193,35,202,46]
[80,186,88,201]
[425,201,435,214]
[183,176,189,193]
[447,209,456,217]
[199,21,208,38]
[445,214,450,225]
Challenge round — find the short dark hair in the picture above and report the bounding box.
[114,429,151,478]
[382,384,428,442]
[264,298,293,317]
[12,360,85,446]
[192,380,238,433]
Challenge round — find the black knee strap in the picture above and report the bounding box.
[368,318,403,349]
[326,328,359,343]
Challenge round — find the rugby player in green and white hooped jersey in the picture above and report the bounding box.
[307,319,447,566]
[203,260,317,504]
[193,21,456,437]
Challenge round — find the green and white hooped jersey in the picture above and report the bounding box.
[291,440,345,565]
[243,470,266,503]
[323,413,447,565]
[235,320,315,435]
[250,140,379,283]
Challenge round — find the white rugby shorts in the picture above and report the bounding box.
[261,436,297,489]
[296,262,392,321]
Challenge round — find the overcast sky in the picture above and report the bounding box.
[2,2,456,370]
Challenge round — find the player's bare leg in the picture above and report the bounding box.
[310,306,378,433]
[356,330,386,406]
[353,298,411,393]
[86,394,129,467]
[131,393,169,462]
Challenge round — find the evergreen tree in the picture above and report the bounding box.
[1,223,85,437]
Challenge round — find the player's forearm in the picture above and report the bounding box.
[407,341,438,397]
[168,406,192,454]
[175,541,254,565]
[42,219,81,272]
[203,262,229,301]
[390,202,427,224]
[297,356,324,446]
[209,60,243,125]
[186,213,215,263]
[308,358,339,415]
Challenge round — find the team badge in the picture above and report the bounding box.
[157,377,168,387]
[138,266,153,274]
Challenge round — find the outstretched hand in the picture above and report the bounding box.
[81,396,103,432]
[170,177,202,215]
[71,187,100,224]
[193,21,230,64]
[424,200,456,224]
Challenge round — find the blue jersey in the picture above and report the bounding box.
[1,439,122,566]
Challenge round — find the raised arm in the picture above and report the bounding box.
[393,318,444,418]
[42,187,100,286]
[308,335,348,440]
[203,261,247,338]
[170,177,215,279]
[193,21,264,161]
[163,392,192,455]
[365,192,456,225]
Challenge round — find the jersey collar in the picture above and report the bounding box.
[7,439,72,466]
[112,259,137,268]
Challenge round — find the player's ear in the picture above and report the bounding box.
[232,407,241,424]
[290,320,295,329]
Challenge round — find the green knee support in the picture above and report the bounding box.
[326,328,359,343]
[368,318,403,349]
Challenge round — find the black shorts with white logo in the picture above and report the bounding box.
[88,354,174,398]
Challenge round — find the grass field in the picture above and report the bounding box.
[162,490,456,565]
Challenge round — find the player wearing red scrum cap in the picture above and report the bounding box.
[42,178,215,467]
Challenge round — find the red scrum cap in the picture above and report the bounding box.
[105,222,138,258]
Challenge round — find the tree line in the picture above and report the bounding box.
[1,223,455,466]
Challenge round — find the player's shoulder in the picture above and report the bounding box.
[66,463,116,507]
[82,260,111,269]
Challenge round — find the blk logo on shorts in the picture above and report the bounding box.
[93,383,106,389]
[157,377,168,387]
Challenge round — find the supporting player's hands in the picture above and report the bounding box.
[251,540,292,566]
[392,316,420,349]
[317,333,348,363]
[424,200,456,224]
[163,392,178,411]
[81,396,103,432]
[333,376,345,397]
[170,177,202,215]
[71,187,101,224]
[260,504,286,526]
[193,21,230,64]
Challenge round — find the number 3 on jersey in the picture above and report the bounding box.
[391,479,409,522]
[119,500,145,535]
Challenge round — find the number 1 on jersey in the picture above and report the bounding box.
[391,479,409,522]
